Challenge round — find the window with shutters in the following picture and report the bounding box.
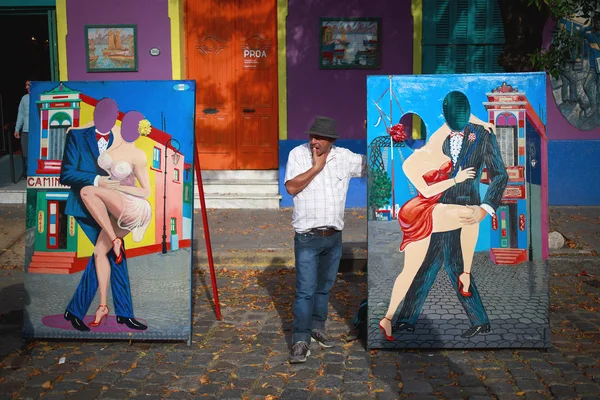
[422,0,505,74]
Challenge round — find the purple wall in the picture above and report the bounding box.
[65,0,172,80]
[286,0,413,140]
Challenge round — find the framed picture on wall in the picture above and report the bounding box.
[85,24,138,72]
[319,17,381,69]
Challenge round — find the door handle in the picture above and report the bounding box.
[203,108,219,114]
[243,108,256,113]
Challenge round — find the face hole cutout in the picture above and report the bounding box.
[442,91,470,131]
[398,113,427,150]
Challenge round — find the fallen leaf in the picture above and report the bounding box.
[516,391,526,396]
[398,382,404,389]
[41,381,52,389]
[199,375,210,384]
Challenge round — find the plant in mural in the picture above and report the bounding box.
[368,168,392,210]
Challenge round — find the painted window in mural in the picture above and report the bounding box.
[170,217,177,234]
[48,112,71,160]
[152,147,161,169]
[422,0,505,74]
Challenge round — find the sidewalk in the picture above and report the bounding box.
[0,205,599,399]
[193,208,367,269]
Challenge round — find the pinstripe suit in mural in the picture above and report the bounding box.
[396,122,508,336]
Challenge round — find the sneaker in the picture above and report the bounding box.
[311,329,335,348]
[289,341,311,364]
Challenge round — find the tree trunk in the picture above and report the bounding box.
[497,0,550,72]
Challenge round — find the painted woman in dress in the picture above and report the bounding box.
[378,113,497,340]
[80,111,152,327]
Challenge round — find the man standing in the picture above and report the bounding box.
[285,116,366,363]
[394,118,508,339]
[14,80,30,175]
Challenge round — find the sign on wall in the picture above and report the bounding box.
[367,73,549,349]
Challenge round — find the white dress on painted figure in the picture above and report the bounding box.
[97,152,152,242]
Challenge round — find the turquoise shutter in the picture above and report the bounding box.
[422,0,505,74]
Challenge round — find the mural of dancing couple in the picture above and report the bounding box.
[367,73,550,349]
[23,81,195,341]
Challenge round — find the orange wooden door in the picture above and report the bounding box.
[185,0,278,170]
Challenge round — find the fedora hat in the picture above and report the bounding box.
[306,116,339,139]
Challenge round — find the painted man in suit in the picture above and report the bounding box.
[60,97,146,331]
[394,115,508,339]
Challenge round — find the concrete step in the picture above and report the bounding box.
[201,180,279,195]
[199,193,282,209]
[0,189,26,204]
[200,170,278,181]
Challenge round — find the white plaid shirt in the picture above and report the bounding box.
[285,143,366,233]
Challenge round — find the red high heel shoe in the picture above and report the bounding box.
[379,317,395,341]
[113,237,124,264]
[458,272,472,297]
[89,304,109,327]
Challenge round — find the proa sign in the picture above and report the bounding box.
[242,34,271,70]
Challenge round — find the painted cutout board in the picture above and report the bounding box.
[23,81,195,341]
[367,73,549,349]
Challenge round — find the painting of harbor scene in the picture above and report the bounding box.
[85,25,138,72]
[319,17,381,69]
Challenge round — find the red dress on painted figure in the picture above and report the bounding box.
[398,159,453,251]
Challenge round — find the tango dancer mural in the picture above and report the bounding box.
[367,73,549,349]
[23,81,195,341]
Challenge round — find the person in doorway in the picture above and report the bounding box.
[284,116,366,363]
[14,80,30,175]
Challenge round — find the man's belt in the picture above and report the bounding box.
[307,227,338,236]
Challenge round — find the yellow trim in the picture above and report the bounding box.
[277,0,288,140]
[56,0,68,80]
[411,0,423,139]
[169,0,185,80]
[412,0,423,75]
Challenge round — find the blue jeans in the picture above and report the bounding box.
[293,230,342,343]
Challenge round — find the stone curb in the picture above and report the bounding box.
[193,246,368,268]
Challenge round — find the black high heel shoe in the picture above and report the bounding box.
[117,316,147,330]
[64,310,90,332]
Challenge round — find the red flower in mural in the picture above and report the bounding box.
[389,123,406,143]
